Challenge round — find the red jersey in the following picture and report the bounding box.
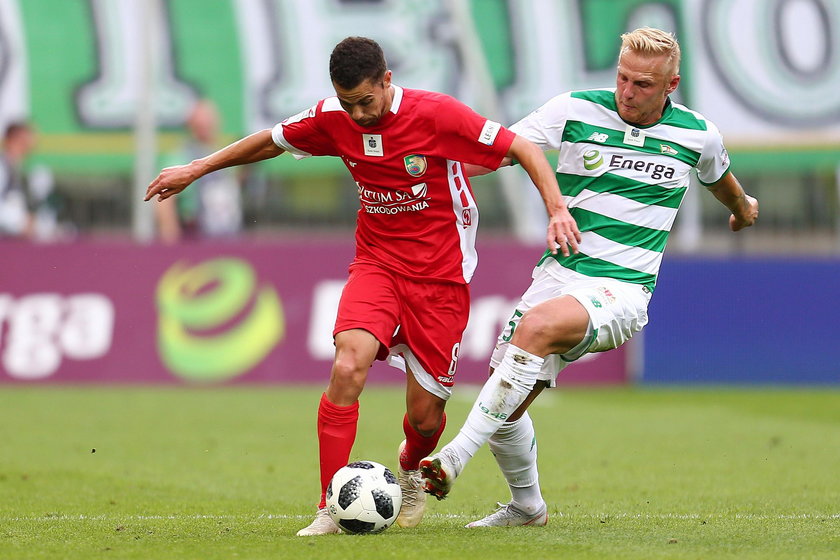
[271,86,515,284]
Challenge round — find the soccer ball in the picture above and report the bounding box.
[326,461,402,534]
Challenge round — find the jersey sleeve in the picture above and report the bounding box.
[696,120,731,186]
[270,102,337,160]
[509,92,571,151]
[434,96,515,169]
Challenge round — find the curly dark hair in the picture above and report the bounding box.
[329,37,387,89]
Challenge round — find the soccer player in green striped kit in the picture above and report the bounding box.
[420,27,759,527]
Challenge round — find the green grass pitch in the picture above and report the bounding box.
[1,385,837,559]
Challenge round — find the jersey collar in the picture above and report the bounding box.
[389,85,404,115]
[629,97,674,129]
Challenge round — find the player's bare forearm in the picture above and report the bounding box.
[145,129,284,202]
[706,172,759,232]
[507,135,581,256]
[464,158,512,177]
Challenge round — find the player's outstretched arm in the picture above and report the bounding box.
[463,158,513,177]
[144,129,284,202]
[507,135,581,256]
[706,172,759,232]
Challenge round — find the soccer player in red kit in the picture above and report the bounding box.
[145,36,579,535]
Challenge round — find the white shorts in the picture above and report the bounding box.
[489,258,652,386]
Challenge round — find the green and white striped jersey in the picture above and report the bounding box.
[511,88,731,291]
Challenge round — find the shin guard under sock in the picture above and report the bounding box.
[445,345,543,467]
[317,393,359,508]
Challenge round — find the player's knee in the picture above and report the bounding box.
[408,415,441,437]
[515,309,555,349]
[330,354,369,389]
[517,304,588,355]
[405,402,444,436]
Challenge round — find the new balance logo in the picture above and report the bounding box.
[587,132,609,143]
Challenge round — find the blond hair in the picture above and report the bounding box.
[620,27,681,77]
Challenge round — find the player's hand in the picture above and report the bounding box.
[729,194,758,232]
[547,207,581,257]
[144,164,198,202]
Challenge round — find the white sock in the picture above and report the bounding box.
[444,345,543,469]
[489,411,544,515]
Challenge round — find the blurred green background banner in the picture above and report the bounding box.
[2,0,838,174]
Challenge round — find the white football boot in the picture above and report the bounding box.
[418,447,462,500]
[295,507,341,536]
[395,440,427,528]
[465,501,548,528]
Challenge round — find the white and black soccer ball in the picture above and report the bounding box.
[326,461,402,534]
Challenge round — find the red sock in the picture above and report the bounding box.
[399,412,446,471]
[317,393,359,508]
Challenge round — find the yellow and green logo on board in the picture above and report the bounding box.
[156,258,284,382]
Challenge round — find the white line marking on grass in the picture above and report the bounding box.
[561,513,840,520]
[3,513,838,522]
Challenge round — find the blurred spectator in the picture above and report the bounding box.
[0,121,63,241]
[0,122,35,239]
[28,162,60,239]
[155,99,244,242]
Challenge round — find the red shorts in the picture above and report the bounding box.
[333,262,470,399]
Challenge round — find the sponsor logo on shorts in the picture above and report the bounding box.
[597,286,616,304]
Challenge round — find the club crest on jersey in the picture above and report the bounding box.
[403,154,427,177]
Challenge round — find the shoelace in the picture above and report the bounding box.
[441,448,462,475]
[401,472,422,507]
[487,502,519,520]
